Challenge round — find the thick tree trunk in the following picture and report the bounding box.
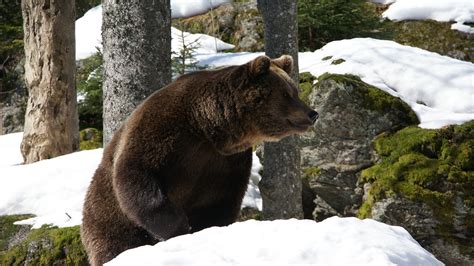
[257,0,303,219]
[102,0,171,144]
[21,0,79,164]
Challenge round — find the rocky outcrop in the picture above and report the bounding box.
[394,20,474,62]
[0,56,26,135]
[173,1,264,52]
[301,73,473,265]
[360,123,474,264]
[301,73,418,220]
[0,215,87,265]
[1,92,26,135]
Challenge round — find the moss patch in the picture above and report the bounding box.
[394,20,474,62]
[302,166,321,181]
[299,72,317,104]
[79,128,103,150]
[238,207,262,221]
[358,121,474,233]
[1,225,88,266]
[331,58,345,65]
[0,215,34,252]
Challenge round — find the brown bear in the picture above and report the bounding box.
[81,55,318,265]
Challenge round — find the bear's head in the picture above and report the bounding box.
[246,55,318,139]
[211,55,318,155]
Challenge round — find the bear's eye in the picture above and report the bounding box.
[283,91,290,98]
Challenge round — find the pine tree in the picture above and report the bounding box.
[298,0,392,51]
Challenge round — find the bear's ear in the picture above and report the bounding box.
[248,55,271,78]
[271,55,293,75]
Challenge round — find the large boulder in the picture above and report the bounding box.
[360,122,474,264]
[173,0,264,52]
[301,73,418,220]
[300,72,473,264]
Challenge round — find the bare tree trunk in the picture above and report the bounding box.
[102,0,171,144]
[257,0,303,219]
[21,0,79,164]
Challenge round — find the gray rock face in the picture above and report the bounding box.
[301,73,473,264]
[0,58,26,135]
[371,196,473,265]
[233,1,264,52]
[301,73,418,220]
[174,1,264,52]
[1,92,26,135]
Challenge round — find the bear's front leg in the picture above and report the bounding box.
[112,162,190,241]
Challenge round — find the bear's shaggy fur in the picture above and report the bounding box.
[81,55,317,265]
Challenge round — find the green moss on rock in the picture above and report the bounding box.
[0,215,34,252]
[359,121,474,228]
[238,207,262,221]
[331,58,345,65]
[299,72,317,104]
[1,225,88,266]
[394,20,474,62]
[79,128,103,150]
[302,166,321,181]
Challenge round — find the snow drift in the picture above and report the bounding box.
[107,217,443,266]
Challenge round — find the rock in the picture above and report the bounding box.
[1,58,27,135]
[1,101,26,134]
[79,128,103,150]
[301,73,419,220]
[300,73,473,264]
[394,20,474,63]
[0,219,88,265]
[0,215,33,253]
[232,1,264,52]
[173,0,264,52]
[359,122,474,265]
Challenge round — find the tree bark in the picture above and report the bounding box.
[102,0,171,144]
[257,0,303,219]
[21,0,79,164]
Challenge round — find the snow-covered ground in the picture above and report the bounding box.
[0,133,261,228]
[196,38,474,129]
[76,4,234,60]
[107,217,442,266]
[371,0,474,34]
[0,132,101,228]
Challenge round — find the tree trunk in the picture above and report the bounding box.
[102,0,171,144]
[257,0,303,219]
[21,0,79,164]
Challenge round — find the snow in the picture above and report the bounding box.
[0,132,23,167]
[76,3,234,60]
[75,5,102,60]
[451,22,474,34]
[172,0,232,18]
[107,217,442,266]
[171,27,234,56]
[0,133,262,228]
[371,0,396,4]
[242,152,262,211]
[380,0,474,34]
[0,136,102,228]
[196,38,474,129]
